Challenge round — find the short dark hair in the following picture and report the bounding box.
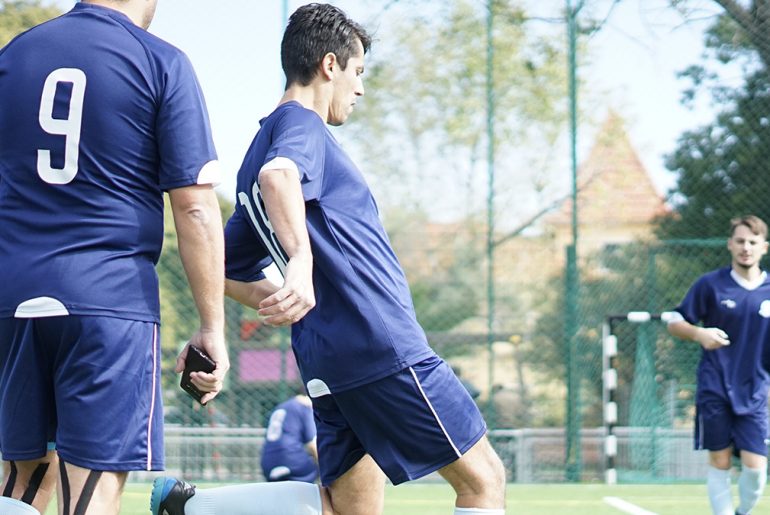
[281,3,371,88]
[730,215,768,239]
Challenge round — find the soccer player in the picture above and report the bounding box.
[0,1,228,514]
[261,391,318,483]
[151,3,506,515]
[667,215,770,515]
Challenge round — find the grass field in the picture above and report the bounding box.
[41,481,770,514]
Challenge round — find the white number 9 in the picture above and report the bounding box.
[37,68,87,185]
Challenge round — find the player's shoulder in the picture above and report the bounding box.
[120,23,190,70]
[685,267,728,295]
[269,101,326,131]
[699,267,730,285]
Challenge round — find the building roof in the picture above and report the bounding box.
[547,111,667,228]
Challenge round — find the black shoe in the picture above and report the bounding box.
[150,476,196,515]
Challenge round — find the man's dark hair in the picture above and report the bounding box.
[730,215,768,239]
[281,3,371,88]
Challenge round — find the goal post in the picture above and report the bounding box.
[602,311,673,484]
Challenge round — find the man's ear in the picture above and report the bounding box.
[320,52,337,80]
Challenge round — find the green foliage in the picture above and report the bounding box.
[659,70,770,239]
[410,277,479,332]
[340,0,568,212]
[0,0,61,47]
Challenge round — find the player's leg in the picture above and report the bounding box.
[736,451,766,515]
[57,461,127,515]
[734,409,769,515]
[324,454,386,515]
[328,355,505,513]
[150,453,382,515]
[150,477,325,515]
[698,399,736,515]
[0,318,59,513]
[150,389,383,515]
[1,450,58,513]
[707,448,734,515]
[438,435,506,511]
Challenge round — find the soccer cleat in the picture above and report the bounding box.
[150,476,196,515]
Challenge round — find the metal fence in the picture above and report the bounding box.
[5,0,770,485]
[121,426,708,485]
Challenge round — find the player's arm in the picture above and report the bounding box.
[225,277,281,310]
[256,168,315,326]
[169,184,229,404]
[667,317,730,350]
[305,437,318,462]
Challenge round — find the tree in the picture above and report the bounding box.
[673,0,770,70]
[0,0,60,46]
[658,70,770,237]
[658,0,770,238]
[340,0,569,224]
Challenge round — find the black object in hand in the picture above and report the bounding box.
[180,345,216,405]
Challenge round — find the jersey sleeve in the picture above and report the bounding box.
[674,276,710,325]
[224,207,272,282]
[261,108,325,201]
[156,52,220,191]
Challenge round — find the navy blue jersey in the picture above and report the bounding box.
[0,3,218,322]
[260,397,317,480]
[225,101,434,392]
[675,267,770,414]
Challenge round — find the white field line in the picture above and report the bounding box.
[603,496,658,515]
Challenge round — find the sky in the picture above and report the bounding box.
[47,0,727,202]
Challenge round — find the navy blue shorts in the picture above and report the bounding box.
[0,316,164,471]
[695,397,769,456]
[310,354,487,486]
[261,452,318,482]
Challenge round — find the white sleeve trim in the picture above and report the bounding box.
[665,311,685,325]
[196,160,222,186]
[259,157,300,182]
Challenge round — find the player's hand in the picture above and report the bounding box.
[175,327,230,404]
[694,327,730,350]
[258,253,315,326]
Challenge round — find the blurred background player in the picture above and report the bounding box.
[667,215,770,515]
[0,0,227,513]
[261,389,318,483]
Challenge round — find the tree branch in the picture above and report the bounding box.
[713,0,770,69]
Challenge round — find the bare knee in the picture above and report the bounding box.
[440,437,506,508]
[710,449,733,470]
[323,455,386,515]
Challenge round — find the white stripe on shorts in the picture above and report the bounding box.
[147,324,158,470]
[408,366,462,458]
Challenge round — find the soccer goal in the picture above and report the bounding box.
[602,311,707,484]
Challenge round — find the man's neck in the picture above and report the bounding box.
[732,263,762,282]
[82,0,145,28]
[279,84,329,124]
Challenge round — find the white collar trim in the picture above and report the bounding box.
[730,269,767,291]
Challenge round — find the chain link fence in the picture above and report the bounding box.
[4,0,770,486]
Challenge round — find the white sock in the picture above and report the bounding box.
[454,508,505,514]
[0,497,38,514]
[738,465,766,514]
[185,481,322,515]
[707,466,734,515]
